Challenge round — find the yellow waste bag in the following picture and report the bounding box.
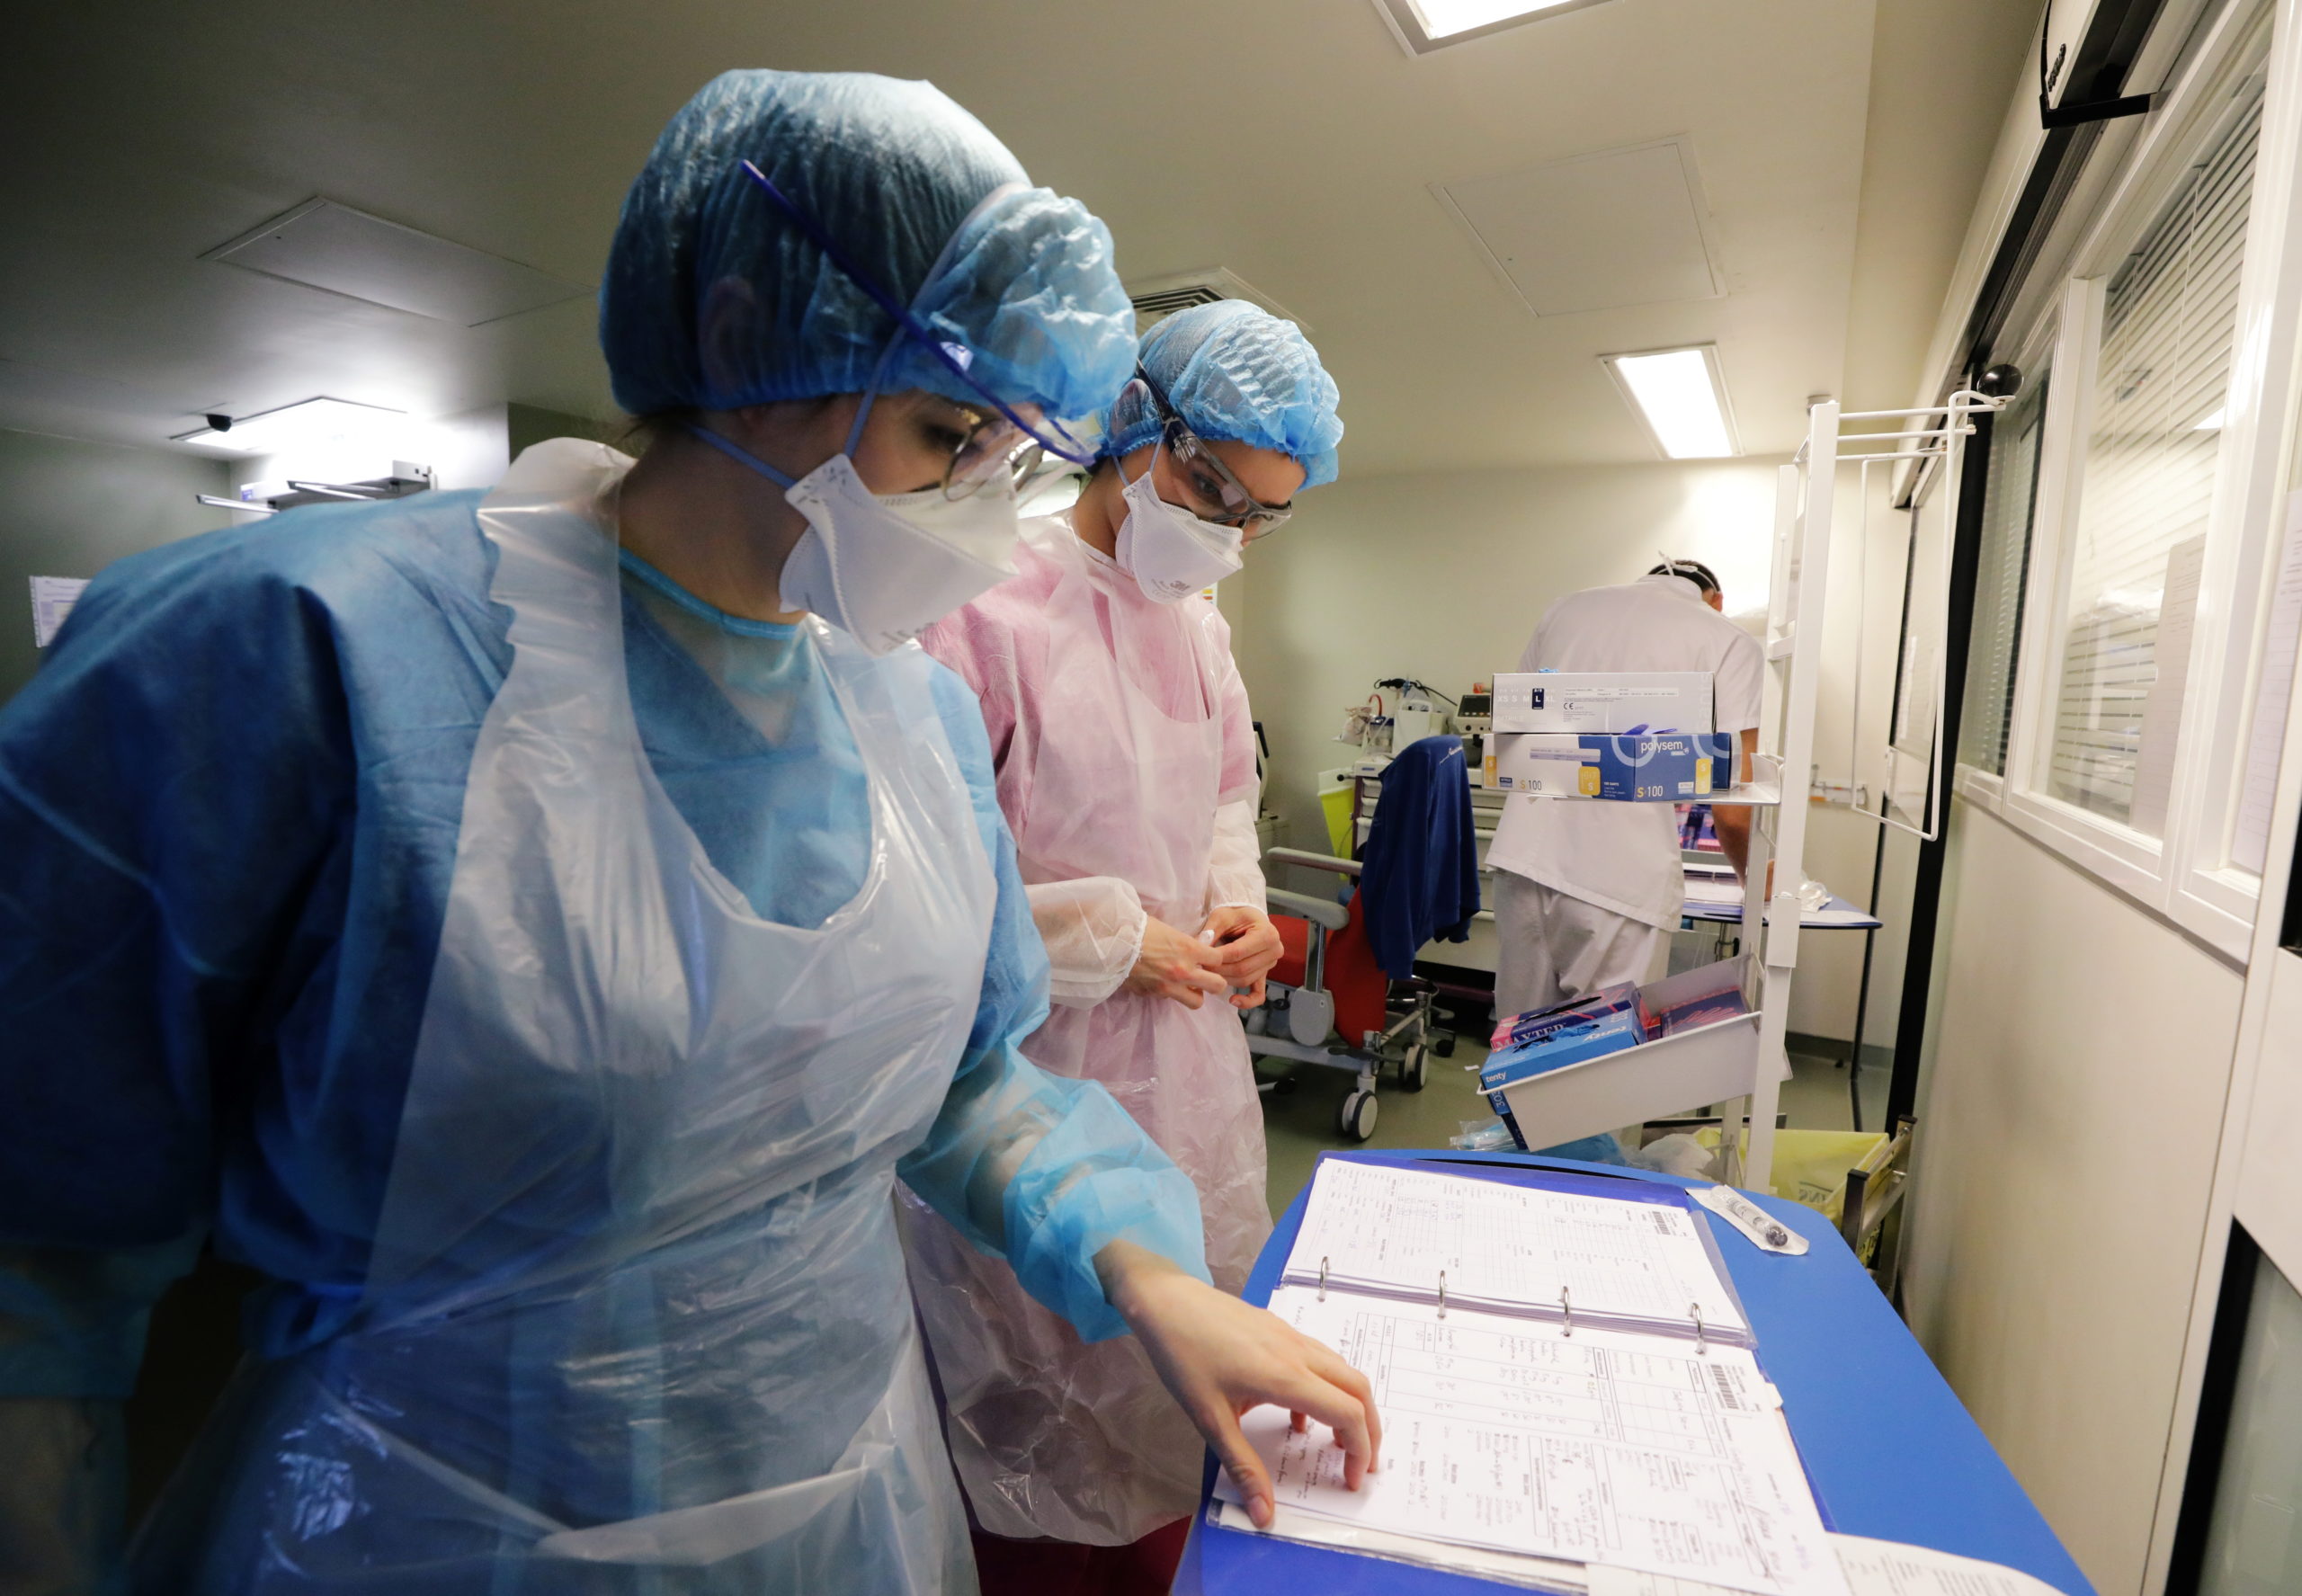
[1320,784,1356,858]
[1696,1128,1887,1225]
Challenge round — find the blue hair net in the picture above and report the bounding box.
[1100,299,1344,489]
[601,70,1138,424]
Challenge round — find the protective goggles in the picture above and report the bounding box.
[879,391,1047,501]
[739,160,1093,497]
[1126,369,1294,537]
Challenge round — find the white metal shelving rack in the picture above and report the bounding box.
[1495,395,2000,1190]
[1728,394,2003,1187]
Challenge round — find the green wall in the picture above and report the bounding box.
[508,402,626,459]
[0,428,232,705]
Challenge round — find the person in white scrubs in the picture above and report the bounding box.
[1486,559,1762,1017]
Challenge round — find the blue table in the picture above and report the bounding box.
[1177,1150,2092,1596]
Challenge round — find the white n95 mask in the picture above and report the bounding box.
[680,423,1023,655]
[777,455,1022,655]
[1113,457,1244,604]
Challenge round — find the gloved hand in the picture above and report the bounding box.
[1096,1240,1380,1529]
[1125,915,1230,1008]
[1200,905,1282,1009]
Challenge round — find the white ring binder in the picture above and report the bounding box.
[1273,1163,1755,1349]
[1236,1163,1819,1585]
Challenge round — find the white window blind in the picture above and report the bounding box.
[2048,88,2262,832]
[1961,370,2049,776]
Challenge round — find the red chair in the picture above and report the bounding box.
[1247,847,1443,1141]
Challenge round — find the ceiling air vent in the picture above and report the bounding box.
[1432,138,1723,318]
[202,198,592,327]
[1124,267,1308,332]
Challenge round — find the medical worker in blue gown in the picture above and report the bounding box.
[0,69,1376,1593]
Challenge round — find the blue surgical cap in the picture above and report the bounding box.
[1099,299,1343,490]
[601,70,1138,424]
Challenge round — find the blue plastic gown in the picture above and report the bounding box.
[0,447,1207,1587]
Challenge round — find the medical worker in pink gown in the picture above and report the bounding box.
[905,299,1344,1591]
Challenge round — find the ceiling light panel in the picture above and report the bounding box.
[1602,347,1740,459]
[1370,0,1614,56]
[1414,0,1571,38]
[175,397,406,456]
[204,199,592,326]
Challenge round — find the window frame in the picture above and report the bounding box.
[1954,321,2059,797]
[1953,0,2302,962]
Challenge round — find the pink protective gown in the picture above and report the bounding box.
[903,513,1273,1545]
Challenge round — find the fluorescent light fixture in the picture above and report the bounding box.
[1369,0,1613,57]
[1601,345,1741,459]
[175,397,406,455]
[1414,0,1575,36]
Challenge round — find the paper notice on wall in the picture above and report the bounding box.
[29,576,87,649]
[2129,535,2206,838]
[2233,493,2302,873]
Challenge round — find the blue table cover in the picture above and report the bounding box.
[1176,1149,2092,1596]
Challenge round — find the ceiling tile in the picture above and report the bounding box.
[1436,139,1721,317]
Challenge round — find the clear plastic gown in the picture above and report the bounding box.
[0,441,1205,1593]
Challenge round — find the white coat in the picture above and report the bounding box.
[1487,573,1765,929]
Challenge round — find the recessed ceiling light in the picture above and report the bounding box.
[1601,346,1741,459]
[1369,0,1613,56]
[1416,0,1573,37]
[174,397,406,456]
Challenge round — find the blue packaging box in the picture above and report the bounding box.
[1490,980,1645,1049]
[1583,731,1736,801]
[1479,1007,1646,1149]
[1488,731,1736,800]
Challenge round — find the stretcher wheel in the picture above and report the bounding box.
[1432,1034,1456,1058]
[1398,1045,1428,1092]
[1339,1090,1379,1142]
